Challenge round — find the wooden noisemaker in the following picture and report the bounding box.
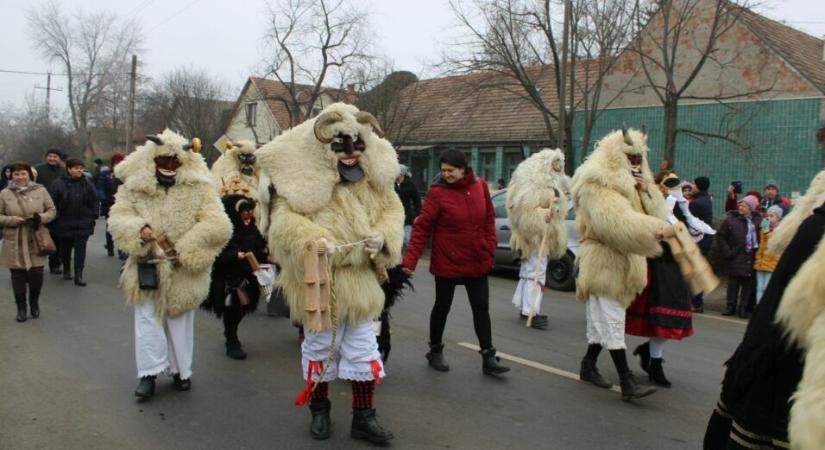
[303,241,332,332]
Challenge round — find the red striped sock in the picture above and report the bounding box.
[312,381,329,401]
[351,380,375,409]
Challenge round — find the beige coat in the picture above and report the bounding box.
[571,129,669,307]
[108,129,232,317]
[0,184,56,269]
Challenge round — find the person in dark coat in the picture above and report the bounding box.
[704,200,825,450]
[689,176,714,312]
[402,149,509,376]
[716,195,762,317]
[103,153,125,257]
[33,148,65,274]
[760,179,791,216]
[0,165,12,191]
[48,158,98,286]
[202,195,269,360]
[395,164,420,254]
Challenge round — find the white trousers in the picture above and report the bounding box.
[134,299,195,379]
[512,256,548,315]
[585,296,626,350]
[302,320,385,382]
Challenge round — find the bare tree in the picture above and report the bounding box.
[27,0,142,152]
[261,0,372,127]
[0,99,77,165]
[626,0,771,166]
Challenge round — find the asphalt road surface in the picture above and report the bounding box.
[0,224,747,450]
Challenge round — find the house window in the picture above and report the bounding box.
[479,150,497,183]
[504,149,524,181]
[245,103,257,127]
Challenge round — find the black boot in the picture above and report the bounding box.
[134,376,156,399]
[633,342,651,374]
[648,358,672,388]
[426,342,450,372]
[619,371,656,401]
[74,269,86,287]
[172,374,191,391]
[351,408,394,444]
[579,358,611,388]
[62,264,72,280]
[309,398,331,440]
[29,291,40,319]
[480,347,510,375]
[15,293,27,322]
[737,303,749,319]
[225,341,247,360]
[722,303,736,316]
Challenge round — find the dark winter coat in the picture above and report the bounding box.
[395,176,421,226]
[49,174,99,239]
[689,190,714,254]
[716,210,763,278]
[403,168,496,279]
[95,169,115,217]
[33,163,63,192]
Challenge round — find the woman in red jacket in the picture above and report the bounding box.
[402,150,510,376]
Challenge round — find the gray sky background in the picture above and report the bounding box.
[1,0,824,114]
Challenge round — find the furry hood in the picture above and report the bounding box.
[571,128,668,220]
[255,102,398,214]
[114,129,214,194]
[507,148,566,207]
[212,140,260,183]
[770,169,825,255]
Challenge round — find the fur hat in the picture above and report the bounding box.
[694,176,710,191]
[767,204,784,219]
[740,195,759,211]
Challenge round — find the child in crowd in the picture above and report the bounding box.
[753,205,784,304]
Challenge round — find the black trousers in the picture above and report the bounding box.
[58,236,89,273]
[222,305,244,344]
[10,267,44,302]
[430,276,493,350]
[727,275,755,311]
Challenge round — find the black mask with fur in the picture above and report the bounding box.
[154,155,182,187]
[238,153,256,176]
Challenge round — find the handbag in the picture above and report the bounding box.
[137,262,159,290]
[32,226,56,256]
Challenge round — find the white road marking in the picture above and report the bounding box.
[457,342,621,393]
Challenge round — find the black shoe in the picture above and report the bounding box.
[633,342,651,374]
[722,306,736,316]
[30,296,40,319]
[426,343,450,372]
[619,371,656,401]
[134,376,156,399]
[351,408,394,444]
[579,358,611,388]
[226,341,247,360]
[648,358,672,388]
[62,271,72,281]
[74,270,86,287]
[309,398,331,440]
[528,314,549,329]
[172,374,191,391]
[16,305,27,322]
[737,305,749,319]
[107,248,115,257]
[480,347,510,375]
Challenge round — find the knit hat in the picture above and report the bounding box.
[740,195,759,211]
[45,148,62,158]
[767,204,784,219]
[398,164,409,177]
[765,179,779,190]
[694,176,710,191]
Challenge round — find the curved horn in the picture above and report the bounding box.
[224,141,235,150]
[621,127,633,146]
[355,111,385,138]
[145,135,164,146]
[313,111,343,144]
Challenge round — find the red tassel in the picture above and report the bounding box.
[295,361,323,406]
[370,360,382,384]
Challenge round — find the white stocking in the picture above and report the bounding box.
[649,337,667,359]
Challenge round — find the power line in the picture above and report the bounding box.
[148,0,205,32]
[0,69,133,77]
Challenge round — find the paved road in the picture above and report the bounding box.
[0,224,747,449]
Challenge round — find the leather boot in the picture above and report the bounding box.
[225,341,247,360]
[134,376,156,399]
[172,374,191,391]
[480,347,510,375]
[648,358,672,388]
[737,303,749,319]
[722,303,736,316]
[619,371,656,401]
[29,291,40,319]
[350,408,394,444]
[74,269,87,287]
[15,293,27,322]
[633,342,651,374]
[309,398,331,440]
[426,342,450,372]
[579,358,611,388]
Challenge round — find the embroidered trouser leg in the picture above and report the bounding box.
[512,256,547,316]
[585,296,626,350]
[134,299,195,379]
[302,320,385,382]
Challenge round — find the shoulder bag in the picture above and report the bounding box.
[14,192,56,256]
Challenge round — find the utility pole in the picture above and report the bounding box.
[125,54,138,153]
[34,72,62,122]
[558,0,571,166]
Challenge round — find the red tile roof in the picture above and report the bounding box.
[248,77,358,129]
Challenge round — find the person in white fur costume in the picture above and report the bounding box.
[505,148,568,329]
[571,128,669,401]
[704,169,825,450]
[256,103,403,444]
[211,139,271,232]
[108,130,232,400]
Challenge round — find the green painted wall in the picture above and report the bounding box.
[572,98,824,217]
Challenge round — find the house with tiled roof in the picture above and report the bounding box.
[217,77,357,149]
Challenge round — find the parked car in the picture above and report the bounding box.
[491,190,579,291]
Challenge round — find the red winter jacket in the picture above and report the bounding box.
[402,168,496,278]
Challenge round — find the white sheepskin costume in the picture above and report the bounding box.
[211,139,270,232]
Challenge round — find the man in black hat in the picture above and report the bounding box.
[34,148,67,274]
[688,176,713,312]
[761,179,790,215]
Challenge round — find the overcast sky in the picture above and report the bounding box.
[1,0,824,114]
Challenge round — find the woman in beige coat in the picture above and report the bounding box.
[0,162,57,322]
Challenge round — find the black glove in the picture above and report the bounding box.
[31,213,41,227]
